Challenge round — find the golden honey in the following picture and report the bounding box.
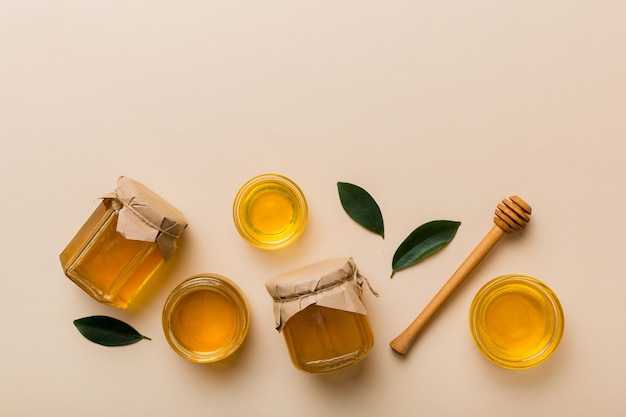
[60,177,187,309]
[233,174,307,250]
[266,258,376,373]
[162,274,249,363]
[60,199,164,308]
[469,275,564,369]
[282,304,374,373]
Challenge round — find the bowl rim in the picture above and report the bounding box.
[232,173,308,250]
[469,274,564,369]
[162,273,250,363]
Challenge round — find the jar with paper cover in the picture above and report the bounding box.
[265,258,378,373]
[60,176,188,309]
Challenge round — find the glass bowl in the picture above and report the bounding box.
[233,174,308,250]
[162,274,250,363]
[469,274,564,369]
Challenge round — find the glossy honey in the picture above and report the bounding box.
[282,304,374,373]
[233,174,308,250]
[60,199,164,309]
[469,275,564,369]
[162,274,249,363]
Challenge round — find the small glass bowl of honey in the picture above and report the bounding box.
[162,274,250,363]
[469,274,564,369]
[233,174,308,250]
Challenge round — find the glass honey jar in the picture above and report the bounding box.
[60,176,188,309]
[265,258,378,373]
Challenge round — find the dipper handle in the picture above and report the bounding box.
[389,196,532,356]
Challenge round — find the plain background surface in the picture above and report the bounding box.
[2,1,625,416]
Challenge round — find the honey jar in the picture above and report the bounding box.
[265,258,377,373]
[60,176,188,309]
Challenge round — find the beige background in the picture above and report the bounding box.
[2,1,625,416]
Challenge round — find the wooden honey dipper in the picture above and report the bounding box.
[390,195,532,355]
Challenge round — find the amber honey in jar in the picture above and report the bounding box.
[265,258,377,373]
[59,176,188,309]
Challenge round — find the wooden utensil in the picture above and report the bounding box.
[389,195,532,355]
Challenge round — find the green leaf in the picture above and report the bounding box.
[73,315,151,347]
[391,220,461,278]
[337,182,385,238]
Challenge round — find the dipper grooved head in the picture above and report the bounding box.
[494,196,532,233]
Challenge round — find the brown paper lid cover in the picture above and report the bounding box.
[105,176,188,261]
[265,257,376,331]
